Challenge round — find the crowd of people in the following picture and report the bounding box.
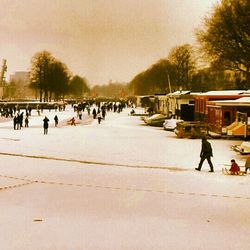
[0,105,32,118]
[7,101,129,134]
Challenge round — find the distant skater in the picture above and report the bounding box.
[78,110,82,120]
[92,108,97,119]
[16,113,21,130]
[97,112,102,124]
[13,115,18,130]
[54,115,58,127]
[87,106,91,115]
[43,116,49,135]
[69,117,76,126]
[195,137,214,172]
[20,112,24,128]
[25,116,29,127]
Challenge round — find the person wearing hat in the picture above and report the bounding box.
[195,137,214,172]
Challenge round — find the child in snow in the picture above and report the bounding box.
[69,117,76,126]
[229,159,240,175]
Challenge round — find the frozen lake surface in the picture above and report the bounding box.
[0,106,249,249]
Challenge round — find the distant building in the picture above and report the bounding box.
[7,71,34,99]
[10,71,30,83]
[0,59,7,99]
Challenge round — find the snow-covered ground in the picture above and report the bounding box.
[0,106,249,250]
[0,106,245,170]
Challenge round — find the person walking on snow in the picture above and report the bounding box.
[25,116,29,127]
[92,108,97,119]
[97,112,102,124]
[78,109,82,120]
[54,115,58,127]
[43,116,49,135]
[195,137,214,172]
[13,115,18,130]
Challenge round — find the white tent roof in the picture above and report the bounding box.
[199,90,246,96]
[208,97,250,106]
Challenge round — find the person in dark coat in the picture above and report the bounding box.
[87,106,91,115]
[97,112,102,124]
[101,109,106,120]
[92,108,97,119]
[16,113,21,130]
[195,137,214,172]
[54,115,58,127]
[43,116,49,135]
[13,115,18,130]
[19,112,24,128]
[25,116,29,127]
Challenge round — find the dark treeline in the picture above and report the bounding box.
[91,82,130,99]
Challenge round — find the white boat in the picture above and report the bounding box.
[232,141,250,155]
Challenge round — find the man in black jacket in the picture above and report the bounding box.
[195,137,214,172]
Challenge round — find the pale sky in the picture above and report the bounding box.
[0,0,218,85]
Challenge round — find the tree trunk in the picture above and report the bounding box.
[246,70,250,89]
[49,91,52,102]
[40,89,43,102]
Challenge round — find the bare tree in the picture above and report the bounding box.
[49,61,70,101]
[196,0,250,87]
[68,75,90,98]
[30,51,54,102]
[30,51,70,101]
[168,44,196,90]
